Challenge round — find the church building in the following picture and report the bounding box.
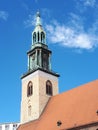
[18,12,98,130]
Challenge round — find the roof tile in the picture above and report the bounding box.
[18,79,98,130]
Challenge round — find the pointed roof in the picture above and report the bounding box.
[33,11,44,33]
[18,79,98,130]
[36,11,41,26]
[31,12,46,46]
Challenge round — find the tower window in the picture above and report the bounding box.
[46,80,52,96]
[27,81,33,97]
[28,105,32,116]
[38,32,39,42]
[41,32,45,43]
[43,53,48,70]
[33,32,36,43]
[41,32,43,42]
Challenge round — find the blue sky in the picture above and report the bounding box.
[0,0,98,123]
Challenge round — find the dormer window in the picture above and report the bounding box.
[27,81,33,97]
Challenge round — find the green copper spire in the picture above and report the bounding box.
[27,12,52,72]
[32,11,46,46]
[36,11,42,26]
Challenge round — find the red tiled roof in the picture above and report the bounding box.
[18,79,98,130]
[18,120,38,130]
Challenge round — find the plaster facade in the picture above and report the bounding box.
[21,70,59,123]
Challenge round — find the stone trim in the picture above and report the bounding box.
[22,69,59,82]
[21,68,60,79]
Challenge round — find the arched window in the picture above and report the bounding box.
[43,33,45,43]
[46,80,52,96]
[27,81,33,97]
[41,32,45,43]
[33,32,36,43]
[28,105,32,116]
[41,32,43,42]
[38,32,39,42]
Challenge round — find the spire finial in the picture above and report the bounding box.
[36,11,41,26]
[36,11,40,17]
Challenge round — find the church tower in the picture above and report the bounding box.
[20,12,59,123]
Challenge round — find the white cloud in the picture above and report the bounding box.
[24,14,36,28]
[45,14,98,50]
[24,8,51,28]
[24,9,98,51]
[0,11,8,21]
[24,11,46,28]
[75,0,97,13]
[83,0,96,7]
